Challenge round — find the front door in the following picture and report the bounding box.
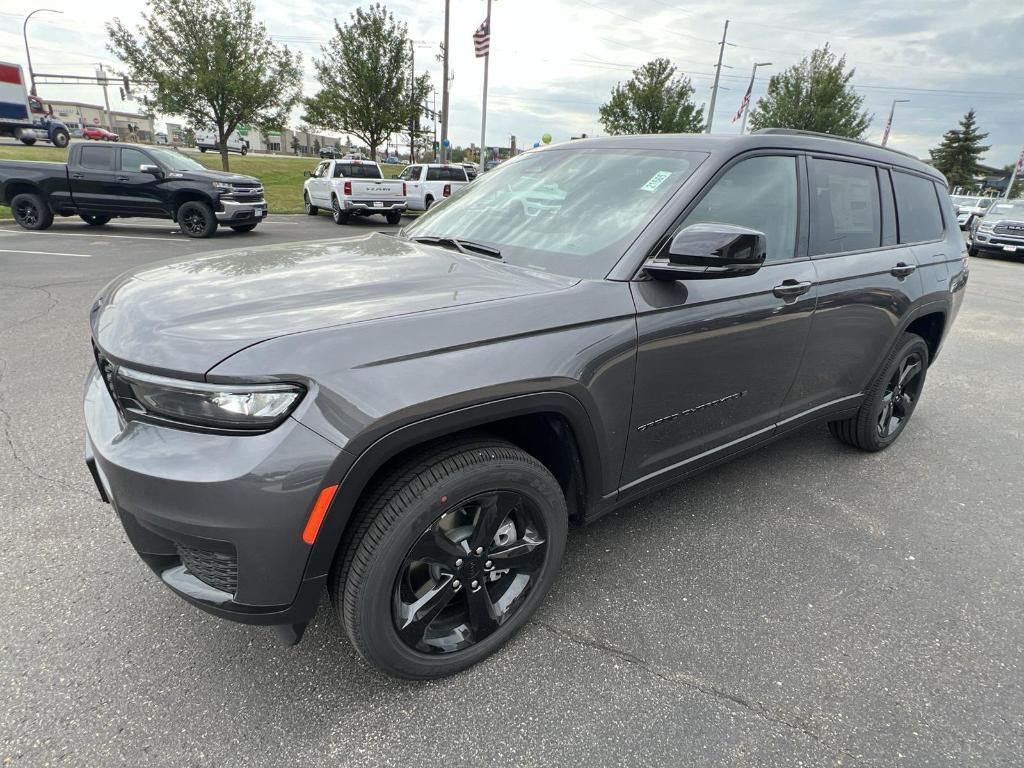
[106,146,167,215]
[621,153,817,493]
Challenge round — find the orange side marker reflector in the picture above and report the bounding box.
[302,484,339,545]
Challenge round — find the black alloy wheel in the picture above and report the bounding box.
[877,351,924,440]
[177,201,217,238]
[394,490,548,654]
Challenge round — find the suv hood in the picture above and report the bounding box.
[91,233,577,374]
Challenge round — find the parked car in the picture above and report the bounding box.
[83,130,965,679]
[0,62,71,148]
[484,159,502,171]
[949,195,993,230]
[461,162,479,181]
[303,157,406,224]
[969,199,1024,258]
[0,142,267,237]
[397,163,469,210]
[318,146,338,159]
[384,155,402,164]
[82,126,119,142]
[195,128,249,156]
[154,132,169,145]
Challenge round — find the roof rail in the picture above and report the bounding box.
[751,128,922,162]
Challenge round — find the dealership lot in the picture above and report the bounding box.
[1,221,1022,766]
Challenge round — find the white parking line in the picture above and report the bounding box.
[0,248,92,257]
[0,228,184,243]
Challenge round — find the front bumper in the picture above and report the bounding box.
[215,198,268,223]
[83,365,342,626]
[972,231,1024,255]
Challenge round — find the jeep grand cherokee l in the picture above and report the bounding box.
[84,130,967,679]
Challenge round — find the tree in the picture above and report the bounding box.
[598,58,704,135]
[312,138,321,156]
[929,110,990,190]
[304,4,431,161]
[290,135,300,156]
[108,0,303,171]
[748,45,871,139]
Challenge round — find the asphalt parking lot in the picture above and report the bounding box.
[1,219,1022,767]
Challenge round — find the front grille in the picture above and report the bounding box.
[177,544,238,595]
[994,223,1024,236]
[230,194,264,204]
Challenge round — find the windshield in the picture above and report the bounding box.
[147,147,207,172]
[951,196,978,206]
[403,148,704,278]
[986,201,1024,217]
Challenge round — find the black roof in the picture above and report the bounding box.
[542,130,944,182]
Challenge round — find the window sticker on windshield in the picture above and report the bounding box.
[641,171,672,193]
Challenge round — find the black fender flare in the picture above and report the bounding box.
[302,391,606,580]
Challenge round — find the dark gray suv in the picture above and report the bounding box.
[84,130,967,678]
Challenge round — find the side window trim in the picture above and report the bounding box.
[647,149,807,268]
[879,167,898,246]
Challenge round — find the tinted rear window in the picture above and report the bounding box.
[809,159,881,255]
[79,145,112,170]
[334,163,382,179]
[893,171,944,243]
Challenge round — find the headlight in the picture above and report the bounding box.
[111,366,304,433]
[212,181,233,190]
[977,221,995,232]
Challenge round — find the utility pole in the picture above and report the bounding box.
[23,8,63,96]
[478,0,492,171]
[705,19,730,134]
[739,61,772,135]
[881,98,910,146]
[409,41,416,164]
[96,63,114,132]
[440,0,451,163]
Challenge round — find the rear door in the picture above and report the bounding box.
[781,157,923,425]
[70,144,119,212]
[622,152,817,493]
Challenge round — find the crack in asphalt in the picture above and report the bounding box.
[530,618,871,767]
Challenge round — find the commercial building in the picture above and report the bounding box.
[45,100,154,141]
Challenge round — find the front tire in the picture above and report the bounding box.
[304,193,318,216]
[828,333,929,451]
[80,214,110,226]
[199,146,207,153]
[51,128,70,148]
[240,146,248,156]
[385,211,402,226]
[336,439,568,679]
[177,200,217,238]
[11,192,53,230]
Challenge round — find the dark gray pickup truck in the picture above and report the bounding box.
[0,142,267,237]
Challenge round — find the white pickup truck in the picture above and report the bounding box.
[303,158,407,225]
[397,163,470,211]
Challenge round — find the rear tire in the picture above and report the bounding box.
[11,192,53,230]
[828,333,929,452]
[176,200,217,238]
[336,439,567,679]
[20,137,36,146]
[199,146,207,153]
[80,214,111,226]
[386,211,402,226]
[424,195,434,211]
[331,197,349,225]
[304,193,318,216]
[240,146,248,156]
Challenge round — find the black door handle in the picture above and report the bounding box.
[71,173,85,179]
[116,176,130,182]
[772,279,813,299]
[891,262,917,278]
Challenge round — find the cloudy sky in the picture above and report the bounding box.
[1,0,1021,166]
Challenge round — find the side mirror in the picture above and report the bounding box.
[644,223,767,281]
[303,170,312,178]
[139,164,161,176]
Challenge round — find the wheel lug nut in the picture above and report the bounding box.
[455,558,463,567]
[475,546,484,555]
[452,579,461,589]
[485,560,493,569]
[471,580,479,589]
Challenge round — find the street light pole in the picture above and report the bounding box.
[881,99,910,147]
[739,61,771,135]
[440,0,451,163]
[23,8,63,97]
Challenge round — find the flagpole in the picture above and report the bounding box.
[478,0,492,171]
[739,61,771,135]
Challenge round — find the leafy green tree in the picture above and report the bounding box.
[304,4,431,161]
[748,45,871,138]
[598,58,704,135]
[108,0,302,171]
[930,110,991,189]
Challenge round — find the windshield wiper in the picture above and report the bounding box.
[410,236,502,260]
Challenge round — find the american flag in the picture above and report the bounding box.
[732,76,753,123]
[473,17,490,58]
